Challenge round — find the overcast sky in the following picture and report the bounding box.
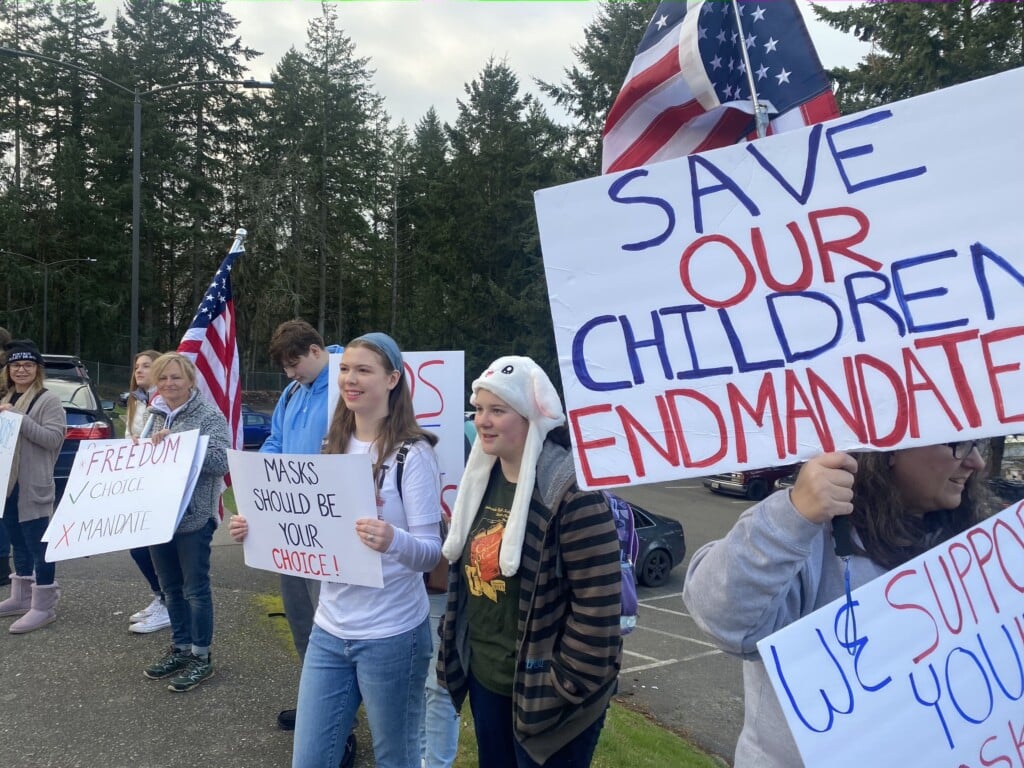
[94,0,869,128]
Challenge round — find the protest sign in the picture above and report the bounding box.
[227,450,383,588]
[328,350,466,511]
[756,500,1024,767]
[535,67,1024,489]
[43,431,207,561]
[0,411,23,510]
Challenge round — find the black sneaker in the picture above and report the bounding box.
[144,646,192,680]
[340,731,356,768]
[167,653,214,692]
[277,708,297,731]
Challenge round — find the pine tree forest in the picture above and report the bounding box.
[1,0,1021,389]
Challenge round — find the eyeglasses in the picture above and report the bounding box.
[8,362,37,370]
[947,440,987,460]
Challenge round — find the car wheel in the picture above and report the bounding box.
[746,479,769,501]
[638,548,672,588]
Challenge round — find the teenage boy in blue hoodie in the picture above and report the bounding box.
[255,320,342,731]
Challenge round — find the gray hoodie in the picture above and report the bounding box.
[682,489,887,767]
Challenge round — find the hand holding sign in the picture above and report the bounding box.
[789,452,857,525]
[355,518,393,553]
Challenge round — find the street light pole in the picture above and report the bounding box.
[0,46,273,359]
[0,250,96,352]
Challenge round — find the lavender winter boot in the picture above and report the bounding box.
[0,574,34,617]
[9,583,59,633]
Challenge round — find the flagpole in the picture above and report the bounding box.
[730,0,769,139]
[230,227,247,254]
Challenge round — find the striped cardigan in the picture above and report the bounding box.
[437,430,622,763]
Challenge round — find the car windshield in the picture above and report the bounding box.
[45,377,100,410]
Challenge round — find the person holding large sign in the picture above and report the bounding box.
[682,442,993,767]
[0,340,66,634]
[437,356,622,768]
[290,332,443,768]
[139,352,229,693]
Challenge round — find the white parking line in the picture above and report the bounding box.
[639,602,690,619]
[624,649,660,662]
[630,624,720,647]
[622,658,680,673]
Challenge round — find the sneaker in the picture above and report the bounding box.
[277,709,297,731]
[144,646,192,680]
[130,596,164,624]
[167,653,214,692]
[340,732,356,768]
[129,602,171,634]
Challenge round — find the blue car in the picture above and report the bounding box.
[242,407,272,450]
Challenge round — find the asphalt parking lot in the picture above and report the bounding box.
[614,480,752,765]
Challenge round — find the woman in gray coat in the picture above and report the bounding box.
[138,352,230,693]
[0,339,67,633]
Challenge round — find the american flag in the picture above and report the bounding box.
[602,0,839,174]
[177,228,245,451]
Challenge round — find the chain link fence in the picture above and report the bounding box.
[83,360,289,401]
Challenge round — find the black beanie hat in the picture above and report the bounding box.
[5,339,44,366]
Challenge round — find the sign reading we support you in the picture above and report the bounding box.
[535,68,1024,489]
[756,501,1024,767]
[228,451,382,588]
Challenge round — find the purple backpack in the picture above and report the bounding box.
[603,492,640,635]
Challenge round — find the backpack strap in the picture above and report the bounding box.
[394,439,415,501]
[283,381,301,408]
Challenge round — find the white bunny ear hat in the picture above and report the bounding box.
[442,356,565,576]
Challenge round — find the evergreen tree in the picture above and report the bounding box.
[814,0,1024,114]
[445,58,570,380]
[538,0,658,176]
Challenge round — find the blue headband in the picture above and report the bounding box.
[351,332,403,374]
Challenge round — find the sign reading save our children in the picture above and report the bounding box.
[42,431,208,560]
[756,500,1024,767]
[534,67,1024,490]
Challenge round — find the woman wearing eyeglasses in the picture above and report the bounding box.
[0,340,67,633]
[682,440,993,768]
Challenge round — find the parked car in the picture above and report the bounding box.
[462,414,685,587]
[41,355,116,504]
[242,408,272,450]
[704,463,800,501]
[631,501,687,587]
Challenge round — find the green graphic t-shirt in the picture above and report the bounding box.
[464,463,521,695]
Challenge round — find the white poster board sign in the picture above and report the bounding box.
[0,411,23,511]
[757,501,1024,767]
[43,431,208,561]
[328,350,466,512]
[535,68,1024,489]
[228,450,383,587]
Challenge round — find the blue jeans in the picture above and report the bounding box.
[293,618,432,768]
[2,486,55,585]
[130,546,163,596]
[149,519,214,653]
[421,593,460,767]
[468,672,607,768]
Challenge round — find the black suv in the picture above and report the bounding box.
[41,355,116,503]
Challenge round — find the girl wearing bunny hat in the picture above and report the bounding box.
[437,356,621,768]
